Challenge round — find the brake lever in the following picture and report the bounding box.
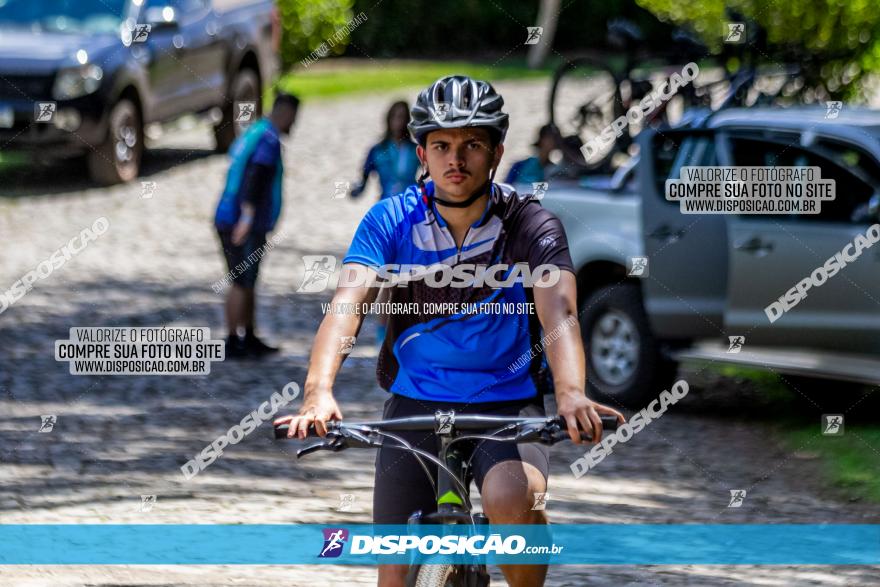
[295,435,347,459]
[340,427,382,449]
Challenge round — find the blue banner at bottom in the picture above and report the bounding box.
[0,524,877,565]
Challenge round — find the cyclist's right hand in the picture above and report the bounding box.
[273,392,342,439]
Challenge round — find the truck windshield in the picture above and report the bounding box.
[0,0,129,34]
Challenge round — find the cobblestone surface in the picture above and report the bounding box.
[0,80,877,586]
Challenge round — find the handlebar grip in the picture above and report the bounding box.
[549,414,620,442]
[273,422,327,439]
[553,414,619,432]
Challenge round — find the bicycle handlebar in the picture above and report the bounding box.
[273,413,619,445]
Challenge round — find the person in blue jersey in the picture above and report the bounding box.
[214,93,299,358]
[504,123,557,184]
[350,101,421,345]
[274,77,623,587]
[350,101,420,200]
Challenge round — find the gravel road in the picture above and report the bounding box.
[0,79,877,586]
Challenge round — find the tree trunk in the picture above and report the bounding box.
[527,0,561,69]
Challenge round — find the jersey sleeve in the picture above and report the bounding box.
[343,199,398,268]
[362,144,378,175]
[505,161,522,184]
[509,200,575,273]
[250,130,281,167]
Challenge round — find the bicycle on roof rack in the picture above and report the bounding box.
[547,18,814,177]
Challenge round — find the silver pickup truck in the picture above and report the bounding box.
[528,107,880,406]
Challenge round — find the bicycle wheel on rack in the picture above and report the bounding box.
[548,57,624,173]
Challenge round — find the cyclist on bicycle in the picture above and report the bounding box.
[275,75,624,587]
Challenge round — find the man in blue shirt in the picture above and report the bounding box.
[275,77,623,586]
[214,93,299,358]
[505,123,557,184]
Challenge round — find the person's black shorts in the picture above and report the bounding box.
[217,229,268,288]
[373,393,549,524]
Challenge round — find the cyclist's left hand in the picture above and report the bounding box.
[556,391,625,445]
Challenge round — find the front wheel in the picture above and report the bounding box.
[413,564,454,587]
[580,282,678,408]
[87,98,142,185]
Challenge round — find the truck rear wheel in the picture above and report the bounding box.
[214,68,261,152]
[87,98,142,185]
[580,282,678,408]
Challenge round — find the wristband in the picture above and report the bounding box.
[239,212,254,224]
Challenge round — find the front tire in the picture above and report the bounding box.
[580,282,678,408]
[87,98,142,185]
[413,564,454,587]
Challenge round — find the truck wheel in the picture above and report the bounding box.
[214,68,261,152]
[87,98,142,185]
[580,282,678,408]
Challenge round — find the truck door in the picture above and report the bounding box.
[638,129,729,341]
[719,131,880,353]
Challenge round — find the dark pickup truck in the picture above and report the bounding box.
[0,0,278,184]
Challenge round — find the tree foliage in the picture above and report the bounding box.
[277,0,355,69]
[637,0,878,99]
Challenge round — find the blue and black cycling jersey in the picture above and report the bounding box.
[344,180,574,404]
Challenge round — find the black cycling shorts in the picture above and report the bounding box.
[217,228,268,288]
[373,393,550,524]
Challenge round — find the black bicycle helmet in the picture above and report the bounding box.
[408,75,510,146]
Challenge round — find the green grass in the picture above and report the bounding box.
[693,363,880,502]
[785,424,880,502]
[0,151,30,172]
[273,59,553,101]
